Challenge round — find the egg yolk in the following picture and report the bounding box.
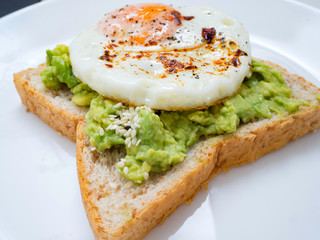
[99,3,184,46]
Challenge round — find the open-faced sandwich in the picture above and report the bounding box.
[14,3,320,240]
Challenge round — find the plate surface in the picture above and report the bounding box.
[0,0,319,239]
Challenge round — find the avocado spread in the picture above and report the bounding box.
[85,60,301,184]
[40,45,98,106]
[41,45,302,184]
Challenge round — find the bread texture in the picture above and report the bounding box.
[13,61,320,240]
[76,61,320,240]
[13,65,87,142]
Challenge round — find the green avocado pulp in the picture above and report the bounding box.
[85,60,302,184]
[41,45,303,184]
[40,45,98,106]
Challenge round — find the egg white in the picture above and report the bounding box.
[69,5,252,110]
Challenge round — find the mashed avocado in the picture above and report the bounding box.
[71,83,99,106]
[86,98,186,183]
[40,45,98,106]
[85,60,301,184]
[41,45,302,184]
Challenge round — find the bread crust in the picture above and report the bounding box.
[76,62,320,239]
[13,60,320,239]
[77,121,218,240]
[13,65,86,142]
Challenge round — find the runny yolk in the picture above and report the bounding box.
[99,3,183,46]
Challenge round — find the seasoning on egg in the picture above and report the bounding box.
[201,27,216,44]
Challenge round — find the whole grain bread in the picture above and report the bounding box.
[13,61,320,239]
[13,64,87,142]
[76,62,320,240]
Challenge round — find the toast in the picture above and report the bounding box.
[76,61,320,240]
[13,64,87,142]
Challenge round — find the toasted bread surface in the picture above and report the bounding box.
[13,65,87,142]
[76,62,320,240]
[13,58,320,240]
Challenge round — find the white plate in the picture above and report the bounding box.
[0,0,320,239]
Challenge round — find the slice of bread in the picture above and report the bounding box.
[76,61,320,240]
[13,61,320,239]
[13,64,87,142]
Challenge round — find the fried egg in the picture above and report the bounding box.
[69,3,251,110]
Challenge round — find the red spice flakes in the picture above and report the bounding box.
[105,64,113,68]
[165,10,194,26]
[229,57,240,67]
[148,40,157,45]
[160,52,173,56]
[135,54,144,59]
[99,50,117,62]
[214,59,223,65]
[228,49,248,67]
[158,55,185,73]
[106,43,118,49]
[185,65,197,70]
[183,16,194,20]
[234,49,247,57]
[160,74,167,78]
[202,27,216,44]
[171,10,182,25]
